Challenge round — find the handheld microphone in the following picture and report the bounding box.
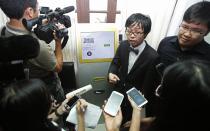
[62,6,75,14]
[50,6,75,17]
[66,84,93,98]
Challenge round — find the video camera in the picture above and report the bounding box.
[22,6,75,48]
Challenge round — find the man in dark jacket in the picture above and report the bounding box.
[157,1,210,68]
[108,13,160,125]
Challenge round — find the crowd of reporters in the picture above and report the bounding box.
[1,0,210,131]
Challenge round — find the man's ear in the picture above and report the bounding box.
[24,7,34,19]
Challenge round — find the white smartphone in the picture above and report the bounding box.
[104,91,124,116]
[126,87,148,108]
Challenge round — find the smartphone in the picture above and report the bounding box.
[126,87,148,108]
[104,91,124,116]
[66,95,80,109]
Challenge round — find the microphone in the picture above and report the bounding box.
[66,84,93,98]
[62,6,75,14]
[0,35,40,62]
[51,6,74,17]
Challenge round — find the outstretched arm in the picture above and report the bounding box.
[76,99,88,131]
[54,23,65,72]
[128,96,142,131]
[103,101,122,131]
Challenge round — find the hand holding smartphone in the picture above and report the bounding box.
[126,87,148,108]
[104,91,124,116]
[65,95,80,110]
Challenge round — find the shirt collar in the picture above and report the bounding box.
[169,36,208,54]
[6,23,30,35]
[130,40,146,51]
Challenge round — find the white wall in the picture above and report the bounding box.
[167,0,204,36]
[0,9,8,27]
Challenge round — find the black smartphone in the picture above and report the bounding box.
[66,95,80,109]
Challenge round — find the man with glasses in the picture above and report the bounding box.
[157,1,210,68]
[108,13,160,126]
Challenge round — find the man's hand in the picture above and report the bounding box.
[76,99,88,131]
[108,73,120,84]
[76,99,88,116]
[128,95,142,111]
[53,23,65,42]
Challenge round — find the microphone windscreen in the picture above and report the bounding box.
[0,35,40,62]
[63,6,75,14]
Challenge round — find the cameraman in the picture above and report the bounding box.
[0,0,65,103]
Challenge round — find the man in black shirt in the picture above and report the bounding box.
[157,1,210,68]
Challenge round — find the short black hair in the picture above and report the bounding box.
[183,1,210,30]
[125,13,152,36]
[155,60,210,130]
[0,0,37,19]
[0,79,52,131]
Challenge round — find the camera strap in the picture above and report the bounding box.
[61,35,69,49]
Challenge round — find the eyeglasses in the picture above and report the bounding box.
[179,24,206,36]
[125,30,144,37]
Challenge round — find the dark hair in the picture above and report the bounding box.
[151,60,210,131]
[0,79,55,131]
[125,13,152,36]
[0,0,37,19]
[183,1,210,30]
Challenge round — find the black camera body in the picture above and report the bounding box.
[22,6,74,45]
